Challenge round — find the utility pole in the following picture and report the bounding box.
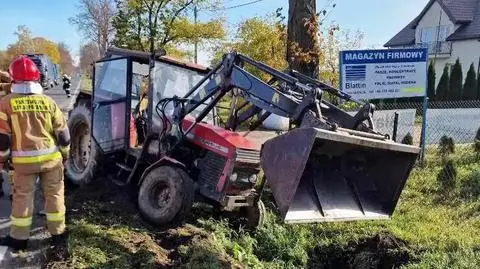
[287,0,318,78]
[194,5,198,64]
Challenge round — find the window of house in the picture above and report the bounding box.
[420,27,435,43]
[419,25,450,43]
[437,25,450,41]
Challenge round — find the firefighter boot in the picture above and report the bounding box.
[0,235,28,251]
[48,231,69,261]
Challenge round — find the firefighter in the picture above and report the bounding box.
[0,56,70,260]
[0,70,12,198]
[62,74,71,98]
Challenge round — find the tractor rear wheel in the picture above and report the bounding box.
[138,165,194,226]
[65,101,101,186]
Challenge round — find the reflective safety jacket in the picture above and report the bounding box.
[0,93,70,172]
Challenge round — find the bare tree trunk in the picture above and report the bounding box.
[287,0,319,78]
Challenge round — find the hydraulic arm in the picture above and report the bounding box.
[156,51,420,224]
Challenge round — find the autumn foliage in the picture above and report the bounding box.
[0,25,74,74]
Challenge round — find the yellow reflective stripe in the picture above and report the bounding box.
[46,212,65,222]
[12,151,62,164]
[59,146,70,155]
[0,112,7,121]
[10,114,22,150]
[11,216,32,227]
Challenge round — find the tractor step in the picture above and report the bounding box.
[116,163,133,172]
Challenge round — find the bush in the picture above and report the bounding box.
[437,159,457,190]
[459,170,480,200]
[438,135,455,157]
[474,127,480,154]
[401,133,413,145]
[449,58,463,100]
[427,61,436,101]
[463,63,477,100]
[436,65,450,101]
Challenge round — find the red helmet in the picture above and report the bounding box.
[8,56,40,82]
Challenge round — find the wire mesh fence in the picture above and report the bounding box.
[342,98,480,187]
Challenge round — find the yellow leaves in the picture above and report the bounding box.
[170,17,225,44]
[231,16,287,71]
[1,27,62,67]
[32,38,61,64]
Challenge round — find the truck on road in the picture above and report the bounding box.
[23,54,57,90]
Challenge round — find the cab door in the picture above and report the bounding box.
[91,57,132,153]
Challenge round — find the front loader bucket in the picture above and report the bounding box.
[261,127,420,224]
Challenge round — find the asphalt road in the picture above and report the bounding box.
[0,77,79,269]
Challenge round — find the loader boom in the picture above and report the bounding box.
[157,52,420,224]
[168,52,379,140]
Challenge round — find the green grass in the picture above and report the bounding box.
[50,145,480,268]
[193,146,480,268]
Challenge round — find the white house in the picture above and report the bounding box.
[385,0,480,86]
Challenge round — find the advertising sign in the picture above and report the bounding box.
[340,48,428,100]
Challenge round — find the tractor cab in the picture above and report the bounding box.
[92,48,211,153]
[86,48,264,228]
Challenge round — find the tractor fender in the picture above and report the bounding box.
[137,156,187,187]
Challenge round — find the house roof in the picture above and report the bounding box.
[384,0,480,47]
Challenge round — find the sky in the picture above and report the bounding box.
[0,0,429,66]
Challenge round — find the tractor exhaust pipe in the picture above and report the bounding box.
[260,127,419,224]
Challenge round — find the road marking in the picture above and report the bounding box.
[0,246,8,262]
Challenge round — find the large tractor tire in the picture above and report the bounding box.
[138,165,194,226]
[65,101,101,186]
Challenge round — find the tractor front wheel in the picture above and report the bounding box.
[241,200,266,230]
[138,165,194,226]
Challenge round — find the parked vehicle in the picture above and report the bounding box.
[23,54,56,89]
[52,64,59,86]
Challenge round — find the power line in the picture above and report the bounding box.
[202,0,264,12]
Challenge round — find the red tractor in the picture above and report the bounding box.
[66,47,420,228]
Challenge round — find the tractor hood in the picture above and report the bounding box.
[182,117,258,159]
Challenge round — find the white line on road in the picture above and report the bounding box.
[0,246,8,262]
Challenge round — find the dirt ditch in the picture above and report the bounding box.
[308,232,415,269]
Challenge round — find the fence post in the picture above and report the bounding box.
[392,112,399,142]
[420,96,429,167]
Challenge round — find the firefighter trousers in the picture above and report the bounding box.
[10,165,65,240]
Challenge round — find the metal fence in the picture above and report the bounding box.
[344,99,480,185]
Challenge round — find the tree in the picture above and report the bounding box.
[436,65,450,101]
[463,63,477,100]
[449,58,463,100]
[112,0,225,57]
[3,26,61,67]
[319,27,363,88]
[70,0,116,56]
[58,43,75,75]
[6,25,35,57]
[287,0,319,78]
[32,38,61,64]
[213,14,287,79]
[80,43,100,75]
[0,51,9,70]
[477,68,480,100]
[427,61,436,101]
